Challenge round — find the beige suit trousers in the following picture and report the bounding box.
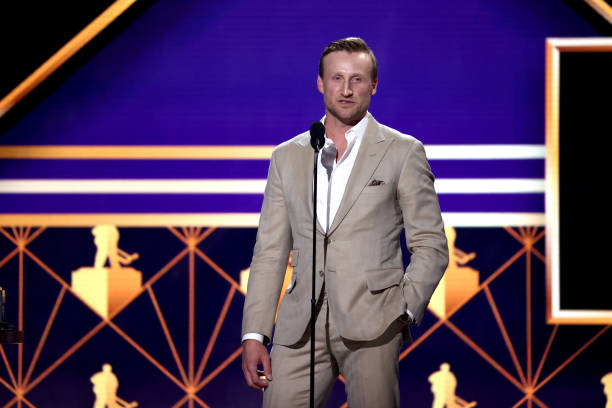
[263,290,404,408]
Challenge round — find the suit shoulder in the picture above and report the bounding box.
[271,131,310,157]
[379,124,423,151]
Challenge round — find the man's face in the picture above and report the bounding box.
[317,51,377,126]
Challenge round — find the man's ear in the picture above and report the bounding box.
[317,76,324,95]
[371,78,378,95]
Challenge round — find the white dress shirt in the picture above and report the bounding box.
[242,113,412,344]
[316,113,367,232]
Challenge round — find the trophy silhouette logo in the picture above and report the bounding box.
[72,225,141,318]
[91,363,138,408]
[428,363,477,408]
[429,227,479,318]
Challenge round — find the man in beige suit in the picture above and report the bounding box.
[242,37,448,407]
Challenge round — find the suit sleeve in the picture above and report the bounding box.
[241,148,293,344]
[397,140,449,324]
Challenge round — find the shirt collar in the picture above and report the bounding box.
[320,112,370,146]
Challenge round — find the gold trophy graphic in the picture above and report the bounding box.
[428,363,477,408]
[91,363,138,408]
[72,225,141,318]
[429,227,479,318]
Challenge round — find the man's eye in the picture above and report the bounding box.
[353,77,362,82]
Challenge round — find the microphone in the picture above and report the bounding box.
[309,122,325,152]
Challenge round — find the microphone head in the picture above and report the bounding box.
[309,122,325,152]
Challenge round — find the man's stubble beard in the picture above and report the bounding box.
[325,101,369,127]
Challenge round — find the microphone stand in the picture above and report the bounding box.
[308,122,324,408]
[310,148,318,408]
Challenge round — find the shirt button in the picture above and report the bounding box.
[319,270,324,277]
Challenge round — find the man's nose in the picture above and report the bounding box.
[341,82,353,96]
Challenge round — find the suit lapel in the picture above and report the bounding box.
[328,117,390,235]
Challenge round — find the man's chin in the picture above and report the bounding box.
[327,108,366,126]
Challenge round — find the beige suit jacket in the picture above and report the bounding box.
[242,116,448,346]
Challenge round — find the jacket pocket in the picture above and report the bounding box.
[365,268,404,292]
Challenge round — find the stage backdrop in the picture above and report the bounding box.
[0,0,610,407]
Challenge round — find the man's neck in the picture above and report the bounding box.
[323,112,366,160]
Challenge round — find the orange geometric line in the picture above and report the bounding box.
[398,247,527,363]
[399,318,446,361]
[168,226,189,245]
[444,320,524,391]
[22,249,70,289]
[143,247,190,289]
[0,345,17,390]
[2,396,17,408]
[24,227,46,247]
[532,394,549,408]
[504,226,524,245]
[533,325,558,385]
[22,287,67,388]
[195,286,237,384]
[106,320,187,392]
[189,250,195,384]
[25,320,107,393]
[0,227,18,246]
[434,245,527,328]
[483,286,527,385]
[103,247,192,323]
[172,395,190,408]
[480,247,527,289]
[193,248,240,289]
[18,251,23,387]
[24,246,141,323]
[196,346,243,391]
[534,325,610,392]
[531,247,546,264]
[193,397,211,408]
[512,394,529,408]
[0,248,19,269]
[147,287,189,385]
[23,227,32,240]
[22,247,117,321]
[195,227,216,246]
[526,250,532,385]
[528,226,537,238]
[0,370,15,395]
[533,229,545,244]
[17,397,35,408]
[11,227,19,242]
